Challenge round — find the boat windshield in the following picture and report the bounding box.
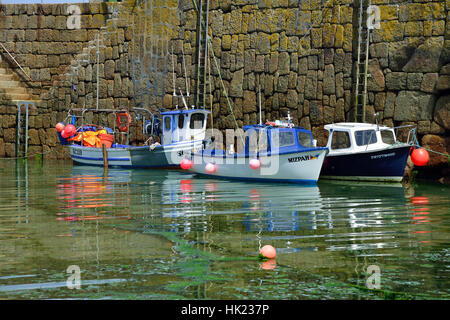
[190,113,205,129]
[298,131,313,147]
[279,131,296,147]
[331,131,351,150]
[381,129,395,144]
[354,130,377,146]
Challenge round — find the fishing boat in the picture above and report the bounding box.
[59,106,210,168]
[182,115,329,184]
[320,122,412,182]
[56,33,211,168]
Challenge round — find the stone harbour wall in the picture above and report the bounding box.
[168,0,449,179]
[0,2,133,158]
[0,0,448,181]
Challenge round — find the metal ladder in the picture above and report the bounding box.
[195,0,210,109]
[354,0,371,123]
[16,101,34,158]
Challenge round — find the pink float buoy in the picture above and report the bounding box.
[260,245,276,259]
[180,158,193,170]
[205,163,217,174]
[249,158,261,170]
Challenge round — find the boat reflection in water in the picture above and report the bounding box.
[62,166,427,259]
[57,166,134,223]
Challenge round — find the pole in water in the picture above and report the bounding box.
[259,85,262,125]
[102,144,108,170]
[96,34,100,110]
[171,44,176,97]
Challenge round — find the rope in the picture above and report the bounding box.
[408,128,450,159]
[207,36,246,147]
[192,0,245,146]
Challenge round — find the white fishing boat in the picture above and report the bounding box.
[181,116,329,184]
[320,122,412,182]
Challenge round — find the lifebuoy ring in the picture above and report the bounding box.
[116,110,131,133]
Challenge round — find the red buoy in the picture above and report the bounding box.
[180,158,192,170]
[60,129,70,139]
[55,122,65,132]
[411,148,429,166]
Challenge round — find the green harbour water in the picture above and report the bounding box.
[0,160,448,300]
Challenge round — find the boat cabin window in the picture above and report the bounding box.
[164,116,171,131]
[258,130,268,152]
[331,131,351,150]
[298,131,313,147]
[178,114,185,129]
[190,113,205,129]
[381,130,395,144]
[246,130,268,153]
[279,131,296,148]
[355,130,377,146]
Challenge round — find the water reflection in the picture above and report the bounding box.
[57,167,133,222]
[1,161,448,299]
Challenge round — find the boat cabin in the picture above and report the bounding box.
[324,123,398,155]
[161,108,210,145]
[226,124,319,156]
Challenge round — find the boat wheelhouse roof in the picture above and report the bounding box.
[243,124,311,133]
[324,122,393,131]
[161,108,211,116]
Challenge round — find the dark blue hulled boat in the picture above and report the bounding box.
[320,123,412,182]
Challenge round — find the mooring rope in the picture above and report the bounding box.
[409,128,450,158]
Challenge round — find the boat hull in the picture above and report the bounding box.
[69,140,203,168]
[320,144,411,182]
[70,145,132,167]
[189,148,328,184]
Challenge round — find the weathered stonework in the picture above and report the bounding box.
[0,0,448,179]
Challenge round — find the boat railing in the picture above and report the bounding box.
[68,107,158,146]
[393,124,417,145]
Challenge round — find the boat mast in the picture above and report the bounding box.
[96,33,100,110]
[259,84,262,125]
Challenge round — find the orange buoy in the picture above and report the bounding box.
[411,148,429,166]
[260,245,276,259]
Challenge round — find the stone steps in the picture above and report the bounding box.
[0,67,37,102]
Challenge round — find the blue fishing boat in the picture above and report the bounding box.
[183,116,329,184]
